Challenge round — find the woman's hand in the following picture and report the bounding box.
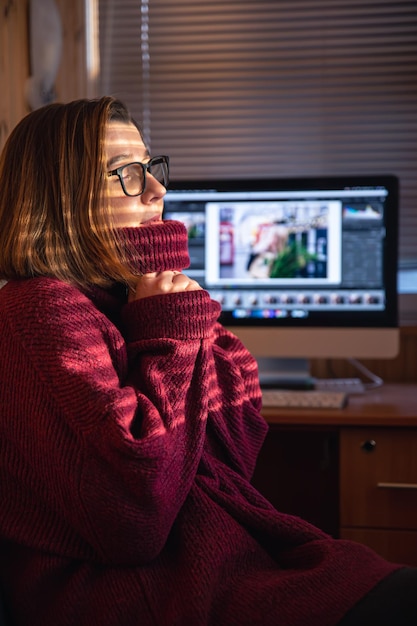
[128,271,202,302]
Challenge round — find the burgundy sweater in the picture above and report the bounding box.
[0,220,399,626]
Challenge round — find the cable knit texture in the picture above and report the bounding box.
[0,220,400,625]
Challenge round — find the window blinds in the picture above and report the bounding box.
[98,0,417,265]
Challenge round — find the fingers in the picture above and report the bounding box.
[171,272,201,292]
[129,271,202,301]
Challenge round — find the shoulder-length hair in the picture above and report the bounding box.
[0,96,140,288]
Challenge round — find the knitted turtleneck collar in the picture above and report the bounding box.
[86,219,191,317]
[120,219,190,275]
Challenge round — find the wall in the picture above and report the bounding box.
[54,0,90,103]
[0,0,87,153]
[0,0,30,150]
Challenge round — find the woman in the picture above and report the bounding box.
[0,97,415,625]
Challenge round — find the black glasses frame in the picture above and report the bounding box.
[107,155,170,197]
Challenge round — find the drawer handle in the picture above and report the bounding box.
[361,439,376,452]
[377,482,417,490]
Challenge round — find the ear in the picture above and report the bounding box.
[25,0,63,110]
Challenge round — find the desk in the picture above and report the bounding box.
[253,383,417,565]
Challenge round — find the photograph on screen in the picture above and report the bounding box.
[205,201,342,287]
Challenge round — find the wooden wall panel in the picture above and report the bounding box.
[0,0,88,153]
[0,0,30,151]
[54,0,89,103]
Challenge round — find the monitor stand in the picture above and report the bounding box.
[257,357,315,390]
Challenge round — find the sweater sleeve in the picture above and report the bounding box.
[1,279,220,565]
[204,323,268,480]
[122,296,267,482]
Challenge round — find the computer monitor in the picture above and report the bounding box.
[164,174,399,383]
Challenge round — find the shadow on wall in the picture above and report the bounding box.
[25,0,62,110]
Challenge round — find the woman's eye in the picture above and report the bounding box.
[121,166,138,180]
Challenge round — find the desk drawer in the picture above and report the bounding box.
[340,427,417,529]
[340,528,417,566]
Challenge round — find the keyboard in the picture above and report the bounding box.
[314,377,365,394]
[262,389,348,409]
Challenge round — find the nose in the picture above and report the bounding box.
[142,173,167,203]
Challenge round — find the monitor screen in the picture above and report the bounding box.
[164,174,399,368]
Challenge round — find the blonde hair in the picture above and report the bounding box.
[0,96,140,288]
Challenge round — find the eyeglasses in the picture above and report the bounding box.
[107,155,169,197]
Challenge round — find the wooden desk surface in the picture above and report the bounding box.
[261,383,417,427]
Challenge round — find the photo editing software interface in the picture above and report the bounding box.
[164,175,398,330]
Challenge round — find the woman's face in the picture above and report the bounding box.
[104,121,166,227]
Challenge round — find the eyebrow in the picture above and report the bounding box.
[107,150,150,170]
[107,153,134,170]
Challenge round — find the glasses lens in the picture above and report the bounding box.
[148,156,169,188]
[120,163,144,196]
